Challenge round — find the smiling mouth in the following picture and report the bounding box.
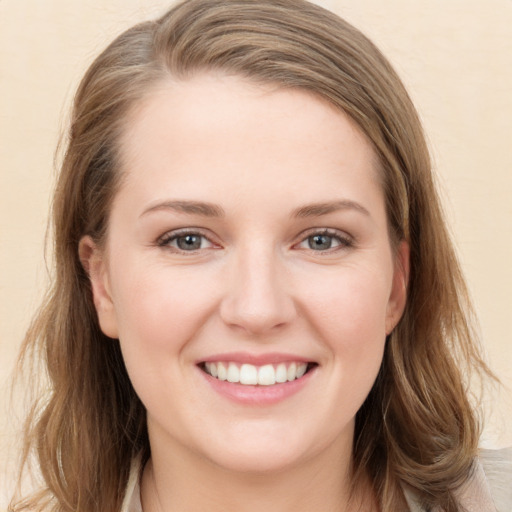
[199,361,317,386]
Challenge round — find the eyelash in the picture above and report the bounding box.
[156,228,354,254]
[157,228,215,252]
[295,228,354,253]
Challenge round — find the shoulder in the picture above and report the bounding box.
[450,447,511,512]
[121,457,143,512]
[479,447,512,512]
[404,448,512,512]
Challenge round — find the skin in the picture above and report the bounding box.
[80,73,408,512]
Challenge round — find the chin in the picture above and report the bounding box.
[205,446,306,475]
[193,425,320,475]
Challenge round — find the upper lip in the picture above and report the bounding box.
[198,352,315,366]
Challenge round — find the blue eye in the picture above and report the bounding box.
[308,234,336,250]
[158,231,214,251]
[175,234,204,250]
[297,230,352,252]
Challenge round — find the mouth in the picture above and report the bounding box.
[199,361,318,386]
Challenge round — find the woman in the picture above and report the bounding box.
[10,0,510,511]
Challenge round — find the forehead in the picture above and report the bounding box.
[114,73,383,218]
[122,73,378,164]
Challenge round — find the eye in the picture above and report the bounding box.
[158,230,216,252]
[296,229,353,252]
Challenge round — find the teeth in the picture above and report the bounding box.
[217,362,227,381]
[258,364,275,386]
[287,362,297,382]
[275,363,287,383]
[239,364,258,385]
[296,364,307,378]
[203,361,310,386]
[227,363,240,383]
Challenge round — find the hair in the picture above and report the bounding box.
[11,1,494,511]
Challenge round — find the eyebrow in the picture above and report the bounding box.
[140,200,225,218]
[140,199,370,220]
[292,200,370,218]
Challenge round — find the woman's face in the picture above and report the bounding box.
[84,74,408,474]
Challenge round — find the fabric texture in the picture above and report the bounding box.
[404,449,512,511]
[121,448,512,512]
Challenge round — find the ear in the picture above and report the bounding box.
[385,240,410,334]
[79,236,119,339]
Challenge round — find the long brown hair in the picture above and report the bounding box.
[11,1,493,510]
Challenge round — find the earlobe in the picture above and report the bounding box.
[78,236,119,339]
[385,240,410,334]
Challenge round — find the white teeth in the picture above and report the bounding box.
[217,362,227,381]
[275,363,287,383]
[287,362,297,382]
[296,363,307,378]
[239,364,258,385]
[203,361,311,386]
[258,364,276,386]
[227,363,240,383]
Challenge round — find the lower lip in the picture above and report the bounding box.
[199,366,316,405]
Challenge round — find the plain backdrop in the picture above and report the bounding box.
[1,0,511,507]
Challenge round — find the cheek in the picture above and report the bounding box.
[298,265,390,391]
[110,261,221,356]
[300,264,391,342]
[108,263,222,419]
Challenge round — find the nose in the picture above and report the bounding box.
[219,244,297,336]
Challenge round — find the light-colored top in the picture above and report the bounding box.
[121,448,512,512]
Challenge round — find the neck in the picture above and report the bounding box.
[141,434,375,512]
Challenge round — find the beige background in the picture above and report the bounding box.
[1,0,511,506]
